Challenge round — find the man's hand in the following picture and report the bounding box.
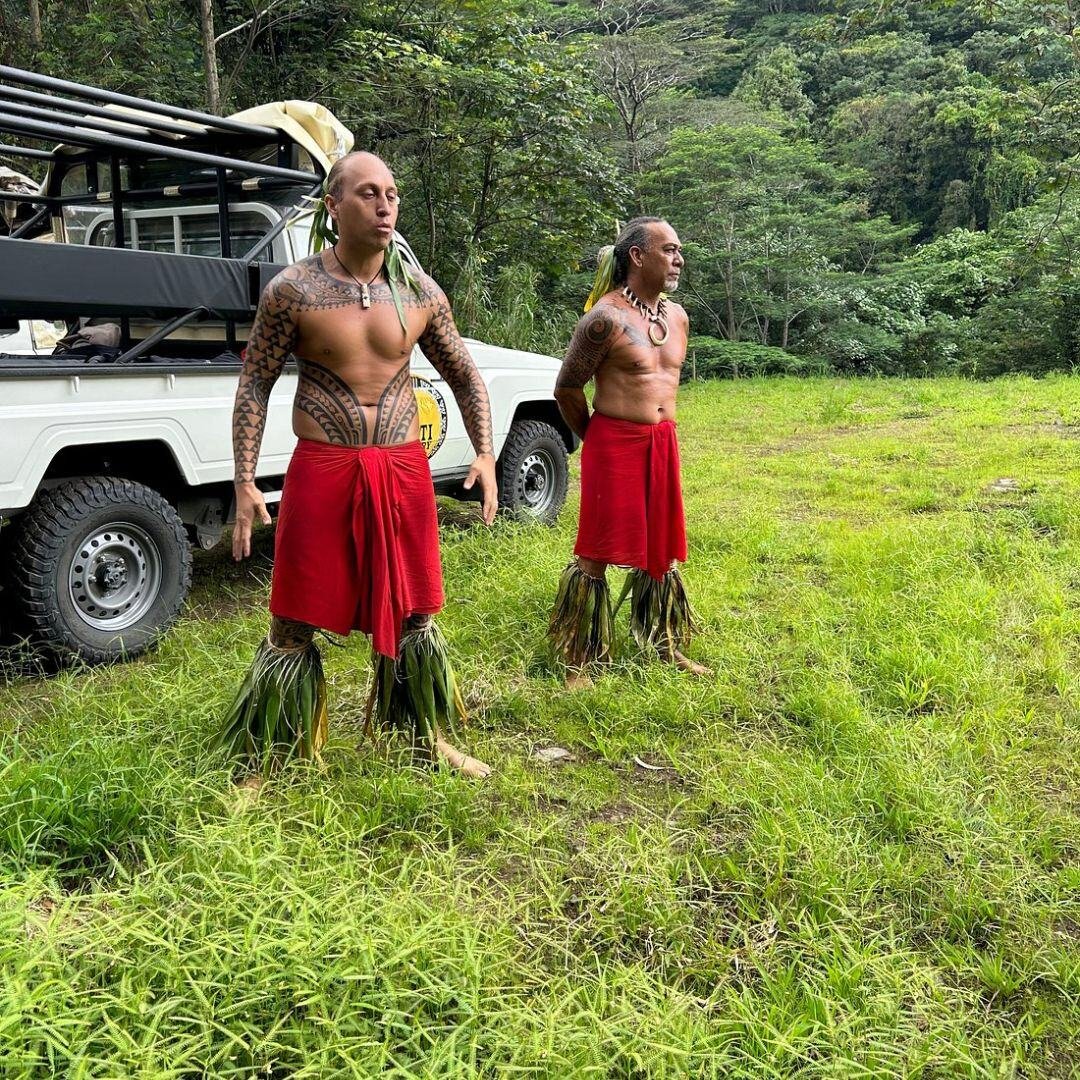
[463,453,498,525]
[233,482,272,560]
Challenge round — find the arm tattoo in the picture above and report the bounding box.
[233,272,300,483]
[373,361,417,444]
[418,282,494,456]
[296,358,369,445]
[556,307,619,390]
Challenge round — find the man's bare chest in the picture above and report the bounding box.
[296,304,420,366]
[609,328,687,378]
[288,265,429,362]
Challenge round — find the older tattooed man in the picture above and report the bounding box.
[220,151,495,779]
[549,217,709,688]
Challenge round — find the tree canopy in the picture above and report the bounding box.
[3,0,1078,372]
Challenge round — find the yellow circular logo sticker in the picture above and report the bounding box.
[412,375,448,459]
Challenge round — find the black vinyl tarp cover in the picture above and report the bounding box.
[0,238,284,319]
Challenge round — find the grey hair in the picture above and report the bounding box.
[612,216,666,285]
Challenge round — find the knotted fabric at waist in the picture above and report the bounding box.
[270,438,443,657]
[574,413,687,580]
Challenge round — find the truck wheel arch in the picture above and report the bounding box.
[505,400,576,453]
[42,439,191,500]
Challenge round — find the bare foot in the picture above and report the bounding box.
[564,668,593,690]
[435,737,492,779]
[672,650,712,677]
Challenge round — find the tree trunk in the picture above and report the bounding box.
[472,149,494,245]
[724,217,736,341]
[425,177,437,272]
[199,0,221,114]
[762,230,772,345]
[626,131,644,210]
[28,0,42,49]
[418,100,438,271]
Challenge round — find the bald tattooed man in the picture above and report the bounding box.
[221,151,494,779]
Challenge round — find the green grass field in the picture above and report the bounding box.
[2,376,1078,1078]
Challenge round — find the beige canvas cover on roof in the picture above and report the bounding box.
[228,101,354,177]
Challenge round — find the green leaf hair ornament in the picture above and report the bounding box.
[583,245,615,313]
[304,179,418,335]
[583,221,624,313]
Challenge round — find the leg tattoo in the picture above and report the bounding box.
[269,616,316,652]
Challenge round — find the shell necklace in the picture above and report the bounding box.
[622,286,669,346]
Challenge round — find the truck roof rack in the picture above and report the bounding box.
[0,67,332,355]
[0,67,321,185]
[0,65,282,139]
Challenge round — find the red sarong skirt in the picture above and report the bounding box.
[269,439,443,658]
[574,413,688,581]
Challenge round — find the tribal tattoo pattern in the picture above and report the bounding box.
[269,616,317,651]
[233,254,492,480]
[234,273,299,483]
[556,305,622,391]
[372,360,416,444]
[307,256,440,309]
[296,357,369,444]
[418,288,494,456]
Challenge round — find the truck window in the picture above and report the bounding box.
[87,208,277,258]
[133,217,176,254]
[60,164,89,197]
[180,212,269,257]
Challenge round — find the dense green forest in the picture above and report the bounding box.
[2,0,1079,374]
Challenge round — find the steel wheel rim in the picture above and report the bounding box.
[68,522,162,631]
[516,449,557,515]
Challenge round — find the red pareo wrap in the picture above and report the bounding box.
[574,413,688,581]
[269,438,443,658]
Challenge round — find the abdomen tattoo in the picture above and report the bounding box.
[295,357,418,446]
[372,361,417,444]
[295,358,369,445]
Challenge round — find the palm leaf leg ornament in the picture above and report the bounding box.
[617,566,700,663]
[217,637,329,775]
[549,559,615,670]
[364,620,467,757]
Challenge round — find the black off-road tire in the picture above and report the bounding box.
[496,419,569,525]
[8,477,192,665]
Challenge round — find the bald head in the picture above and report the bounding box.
[323,150,401,254]
[326,151,394,199]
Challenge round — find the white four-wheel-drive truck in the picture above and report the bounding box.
[0,67,575,665]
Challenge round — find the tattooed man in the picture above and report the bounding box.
[549,217,709,688]
[225,151,495,778]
